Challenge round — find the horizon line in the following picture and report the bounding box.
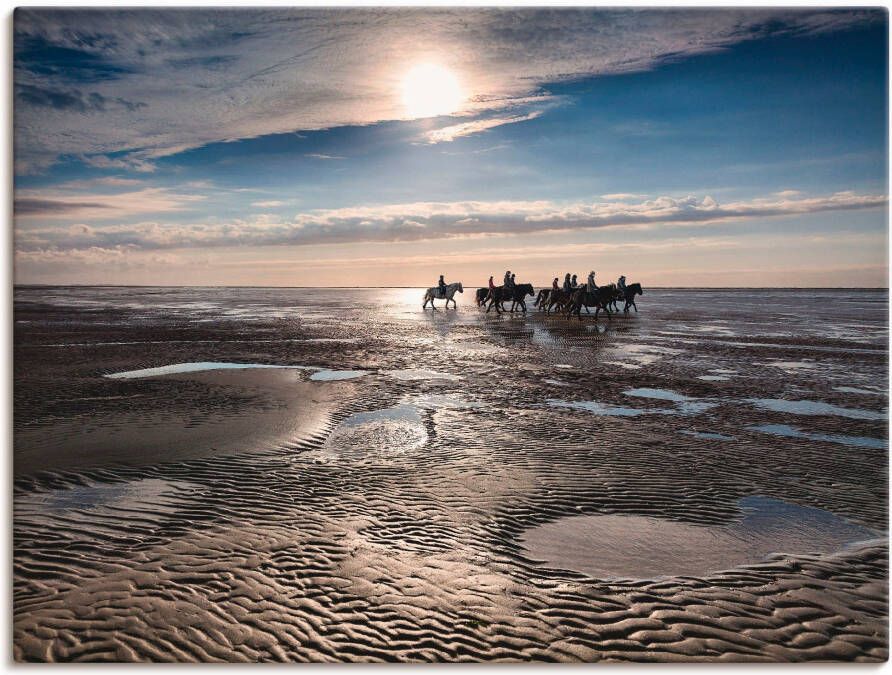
[12,284,891,290]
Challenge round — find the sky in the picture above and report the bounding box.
[13,8,890,287]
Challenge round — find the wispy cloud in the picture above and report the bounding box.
[601,193,649,201]
[17,190,886,253]
[14,8,881,171]
[425,111,543,143]
[14,187,205,220]
[251,200,288,208]
[304,153,344,160]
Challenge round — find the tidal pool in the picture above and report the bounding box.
[681,430,733,441]
[309,369,368,381]
[386,368,462,381]
[749,398,886,421]
[105,362,311,379]
[749,424,886,450]
[15,479,196,517]
[520,496,882,580]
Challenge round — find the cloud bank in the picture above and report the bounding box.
[17,191,886,255]
[15,8,880,171]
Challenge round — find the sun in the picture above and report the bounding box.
[401,63,463,119]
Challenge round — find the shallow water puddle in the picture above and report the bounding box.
[624,388,716,415]
[681,430,734,441]
[548,389,714,417]
[105,361,313,379]
[834,386,886,396]
[749,424,886,450]
[405,393,483,409]
[386,368,462,381]
[698,375,730,382]
[309,369,368,381]
[547,399,651,416]
[105,361,368,382]
[322,404,428,458]
[520,496,882,580]
[341,404,422,426]
[749,398,886,421]
[15,479,196,519]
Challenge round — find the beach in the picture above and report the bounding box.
[13,286,888,662]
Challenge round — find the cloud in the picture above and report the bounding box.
[251,200,287,208]
[79,152,157,173]
[16,190,885,254]
[304,153,343,160]
[57,176,145,189]
[425,111,543,143]
[14,187,205,220]
[601,193,649,201]
[14,8,882,171]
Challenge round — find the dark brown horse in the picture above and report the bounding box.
[567,284,616,320]
[534,288,551,310]
[486,284,535,314]
[475,287,489,307]
[620,282,643,312]
[545,288,573,314]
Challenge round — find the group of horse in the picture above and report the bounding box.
[422,280,643,320]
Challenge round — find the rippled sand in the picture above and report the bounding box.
[13,287,889,662]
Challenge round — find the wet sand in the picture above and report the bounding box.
[13,287,889,662]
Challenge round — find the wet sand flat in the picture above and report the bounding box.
[13,286,889,662]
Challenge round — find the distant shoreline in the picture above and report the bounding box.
[11,285,891,291]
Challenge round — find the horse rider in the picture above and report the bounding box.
[510,273,516,288]
[617,275,627,294]
[438,274,447,298]
[486,275,496,302]
[562,273,572,293]
[503,270,512,288]
[552,277,559,292]
[586,271,598,294]
[571,274,578,289]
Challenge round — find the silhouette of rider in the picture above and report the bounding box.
[563,273,572,293]
[617,275,627,293]
[503,270,512,288]
[552,277,559,292]
[586,271,597,294]
[571,274,578,289]
[438,274,447,298]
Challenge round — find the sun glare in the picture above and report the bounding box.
[401,63,463,119]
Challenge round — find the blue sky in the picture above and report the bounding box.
[13,8,889,286]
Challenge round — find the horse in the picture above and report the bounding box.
[545,288,574,314]
[534,288,551,311]
[620,282,643,312]
[486,283,535,314]
[475,288,490,307]
[567,284,617,321]
[607,287,624,313]
[423,282,463,309]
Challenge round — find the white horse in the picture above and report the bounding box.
[422,282,463,309]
